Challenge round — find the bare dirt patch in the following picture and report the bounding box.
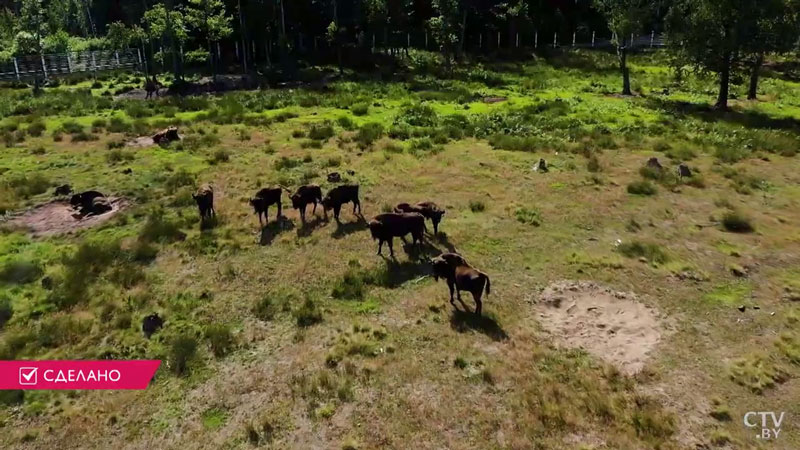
[535,280,663,375]
[4,198,129,237]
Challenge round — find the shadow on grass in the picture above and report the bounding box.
[449,309,508,341]
[646,97,800,132]
[295,214,326,238]
[259,216,295,245]
[199,215,220,231]
[375,258,430,288]
[331,216,368,239]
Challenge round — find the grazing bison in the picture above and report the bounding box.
[395,202,446,235]
[537,158,549,173]
[152,126,180,145]
[250,187,283,227]
[70,191,110,216]
[142,313,163,338]
[677,163,692,178]
[327,172,342,183]
[368,212,426,257]
[144,76,161,99]
[291,184,323,223]
[322,184,361,222]
[646,157,663,170]
[431,253,491,316]
[192,184,215,220]
[53,184,72,196]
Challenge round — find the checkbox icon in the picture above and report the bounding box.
[19,367,38,385]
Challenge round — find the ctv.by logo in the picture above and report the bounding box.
[744,411,785,440]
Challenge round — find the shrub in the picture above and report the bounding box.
[308,122,335,141]
[395,104,438,127]
[587,155,601,172]
[721,211,754,233]
[91,118,107,132]
[27,121,46,137]
[71,131,99,142]
[164,169,195,193]
[205,324,234,357]
[30,146,46,155]
[7,173,50,198]
[469,200,486,212]
[253,296,279,321]
[332,268,367,300]
[300,139,323,149]
[139,209,186,243]
[384,142,404,153]
[324,156,342,167]
[351,102,369,116]
[617,241,669,264]
[0,259,43,285]
[107,116,131,133]
[274,156,301,170]
[514,207,542,226]
[294,296,323,327]
[337,115,355,130]
[292,129,305,138]
[60,120,83,134]
[0,295,12,329]
[170,335,198,375]
[627,180,657,196]
[355,122,383,148]
[106,149,134,164]
[208,149,230,165]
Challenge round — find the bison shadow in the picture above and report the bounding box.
[430,231,457,253]
[259,216,295,245]
[331,216,368,239]
[449,309,508,342]
[295,214,326,238]
[378,259,431,288]
[199,215,220,231]
[402,239,447,261]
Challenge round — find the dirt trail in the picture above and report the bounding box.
[535,280,663,375]
[4,198,129,237]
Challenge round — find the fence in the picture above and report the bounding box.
[0,49,141,81]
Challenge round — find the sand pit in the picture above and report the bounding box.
[535,281,663,375]
[4,198,129,237]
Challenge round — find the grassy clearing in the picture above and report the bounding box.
[1,50,800,448]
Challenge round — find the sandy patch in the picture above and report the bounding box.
[4,198,129,237]
[126,136,156,148]
[535,280,662,375]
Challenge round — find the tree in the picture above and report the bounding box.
[185,0,233,79]
[428,0,460,69]
[741,0,800,100]
[667,0,769,109]
[142,2,187,78]
[593,0,651,96]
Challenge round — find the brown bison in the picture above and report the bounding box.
[250,187,283,227]
[70,190,111,216]
[144,76,161,99]
[322,184,361,222]
[368,212,426,257]
[431,253,491,316]
[290,184,323,223]
[192,184,215,220]
[395,202,446,235]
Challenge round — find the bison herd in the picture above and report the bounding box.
[191,181,491,315]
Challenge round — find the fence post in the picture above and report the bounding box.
[497,32,500,48]
[67,52,73,73]
[252,40,256,58]
[479,33,482,49]
[572,32,576,47]
[553,32,557,48]
[13,57,20,81]
[40,54,48,80]
[424,31,428,49]
[650,30,654,48]
[372,34,376,51]
[314,36,318,52]
[630,33,634,48]
[217,42,221,61]
[91,51,97,74]
[115,51,120,68]
[591,31,595,47]
[407,33,410,49]
[235,41,240,60]
[516,33,519,48]
[535,31,538,48]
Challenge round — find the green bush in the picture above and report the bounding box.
[336,115,355,130]
[71,131,99,142]
[139,209,186,243]
[514,207,542,226]
[722,211,754,233]
[294,296,323,327]
[107,116,131,133]
[617,241,669,264]
[274,156,301,170]
[27,121,46,137]
[205,324,235,358]
[0,295,12,329]
[208,149,230,165]
[106,149,134,164]
[0,259,43,285]
[170,335,198,375]
[7,173,50,198]
[355,122,383,148]
[164,169,195,193]
[469,200,486,212]
[351,102,369,116]
[627,180,657,196]
[395,103,438,127]
[60,120,83,134]
[308,122,335,140]
[587,155,601,172]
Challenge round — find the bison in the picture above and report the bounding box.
[142,313,163,338]
[53,184,72,196]
[250,187,283,227]
[144,76,161,99]
[368,212,426,257]
[70,190,110,216]
[291,184,323,223]
[395,202,446,235]
[192,184,215,220]
[322,184,361,222]
[431,253,491,316]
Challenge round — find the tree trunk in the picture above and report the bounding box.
[459,10,467,57]
[618,41,631,96]
[165,0,182,81]
[238,0,248,74]
[715,51,731,110]
[333,0,342,75]
[747,52,763,100]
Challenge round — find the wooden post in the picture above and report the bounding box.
[572,32,576,47]
[372,33,376,51]
[13,57,20,81]
[235,41,239,60]
[497,32,500,48]
[407,32,410,49]
[516,33,519,48]
[591,31,595,47]
[91,51,97,74]
[314,36,318,52]
[67,53,73,73]
[535,31,538,48]
[115,51,120,67]
[479,33,482,48]
[424,31,428,49]
[217,42,221,60]
[650,30,654,48]
[630,33,634,48]
[553,32,557,48]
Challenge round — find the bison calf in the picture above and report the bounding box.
[322,184,361,222]
[431,253,491,316]
[291,184,323,223]
[250,187,283,227]
[395,201,446,235]
[192,184,215,220]
[368,212,426,257]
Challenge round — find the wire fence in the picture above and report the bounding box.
[0,49,141,81]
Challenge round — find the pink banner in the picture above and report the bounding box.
[0,360,161,390]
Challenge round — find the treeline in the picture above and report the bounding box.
[1,0,799,108]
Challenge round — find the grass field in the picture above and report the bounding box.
[1,49,800,449]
